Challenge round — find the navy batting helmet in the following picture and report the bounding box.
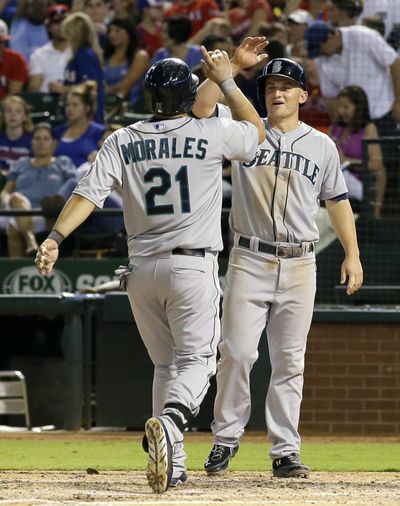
[144,58,199,115]
[256,58,307,106]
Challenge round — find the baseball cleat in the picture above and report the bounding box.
[144,417,173,493]
[204,444,239,475]
[272,453,310,478]
[170,471,188,487]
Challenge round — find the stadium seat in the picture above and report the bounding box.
[19,92,65,125]
[0,370,31,429]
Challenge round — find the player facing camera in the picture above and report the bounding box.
[144,58,199,116]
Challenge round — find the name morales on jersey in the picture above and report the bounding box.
[120,137,208,164]
[243,149,320,185]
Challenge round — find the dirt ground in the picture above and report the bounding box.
[1,470,399,506]
[0,433,399,506]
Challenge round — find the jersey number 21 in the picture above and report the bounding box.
[145,166,191,215]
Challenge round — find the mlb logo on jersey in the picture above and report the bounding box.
[271,60,283,74]
[154,122,166,131]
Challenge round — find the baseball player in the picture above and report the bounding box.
[34,52,265,493]
[192,54,363,477]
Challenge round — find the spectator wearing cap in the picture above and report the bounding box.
[286,8,313,57]
[9,0,51,62]
[165,0,221,39]
[286,0,328,21]
[0,20,29,100]
[305,19,400,203]
[28,4,72,93]
[136,0,164,58]
[326,0,363,27]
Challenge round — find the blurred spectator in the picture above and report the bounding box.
[111,0,138,22]
[257,20,287,44]
[356,0,388,35]
[286,0,328,21]
[62,123,124,238]
[104,18,150,104]
[226,0,274,44]
[0,122,77,257]
[9,0,51,63]
[286,9,313,58]
[305,20,400,203]
[0,20,28,100]
[28,4,72,93]
[0,0,18,25]
[83,0,111,50]
[54,81,105,167]
[361,15,386,38]
[326,0,363,27]
[136,0,164,58]
[329,85,386,218]
[152,15,202,69]
[298,58,331,133]
[0,95,33,173]
[192,33,234,82]
[51,12,105,124]
[165,0,221,39]
[304,21,400,127]
[190,10,233,45]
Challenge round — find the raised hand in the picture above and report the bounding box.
[231,36,269,72]
[201,46,233,85]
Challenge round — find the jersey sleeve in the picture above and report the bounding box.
[220,117,259,162]
[319,137,348,200]
[72,134,123,208]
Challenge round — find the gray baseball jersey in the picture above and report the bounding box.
[218,104,347,243]
[210,105,348,462]
[73,116,259,257]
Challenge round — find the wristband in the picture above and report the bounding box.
[47,229,65,246]
[219,77,237,95]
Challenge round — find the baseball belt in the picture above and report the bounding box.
[172,248,206,257]
[238,236,314,258]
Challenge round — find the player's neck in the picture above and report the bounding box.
[268,116,300,133]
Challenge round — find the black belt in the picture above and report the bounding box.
[172,248,205,257]
[238,236,313,258]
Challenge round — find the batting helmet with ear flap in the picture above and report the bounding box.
[144,58,199,115]
[256,58,307,106]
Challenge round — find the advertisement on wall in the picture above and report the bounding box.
[0,259,123,294]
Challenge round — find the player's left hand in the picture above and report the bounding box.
[35,239,59,276]
[340,256,363,295]
[231,36,269,72]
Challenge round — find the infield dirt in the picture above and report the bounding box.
[0,432,399,505]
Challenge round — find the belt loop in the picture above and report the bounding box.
[250,236,259,253]
[234,233,241,248]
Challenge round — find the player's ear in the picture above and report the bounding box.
[299,90,308,106]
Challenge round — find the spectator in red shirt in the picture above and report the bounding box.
[136,0,164,58]
[227,0,274,44]
[165,0,221,38]
[0,19,28,100]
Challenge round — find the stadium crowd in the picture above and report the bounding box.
[0,0,399,257]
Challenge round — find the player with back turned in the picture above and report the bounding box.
[34,45,266,493]
[192,49,364,478]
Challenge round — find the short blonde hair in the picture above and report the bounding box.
[0,95,34,132]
